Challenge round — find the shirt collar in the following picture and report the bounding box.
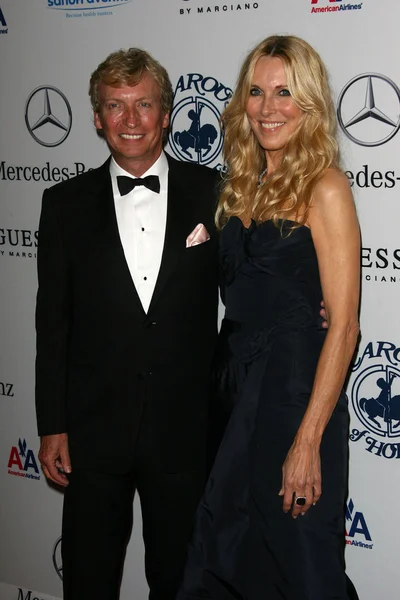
[110,151,168,195]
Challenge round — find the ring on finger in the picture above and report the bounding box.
[294,495,307,506]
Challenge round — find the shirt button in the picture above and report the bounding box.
[141,227,145,232]
[143,276,147,281]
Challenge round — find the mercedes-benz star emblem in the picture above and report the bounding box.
[25,86,72,147]
[52,536,63,581]
[337,73,400,147]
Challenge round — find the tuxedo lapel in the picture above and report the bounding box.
[147,157,193,316]
[88,159,146,318]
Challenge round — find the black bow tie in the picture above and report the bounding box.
[117,174,160,196]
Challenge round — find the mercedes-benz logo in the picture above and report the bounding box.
[52,536,63,581]
[25,86,72,147]
[337,73,400,147]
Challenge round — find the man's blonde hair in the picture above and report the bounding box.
[89,47,173,116]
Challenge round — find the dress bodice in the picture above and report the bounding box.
[220,216,323,329]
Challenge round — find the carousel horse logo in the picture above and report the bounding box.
[350,342,400,459]
[352,366,400,438]
[171,100,220,165]
[168,72,232,169]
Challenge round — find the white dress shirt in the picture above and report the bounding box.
[110,152,169,313]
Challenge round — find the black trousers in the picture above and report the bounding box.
[61,421,207,600]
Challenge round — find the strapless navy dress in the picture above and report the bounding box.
[177,217,358,600]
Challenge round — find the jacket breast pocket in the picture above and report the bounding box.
[182,239,214,270]
[185,239,211,252]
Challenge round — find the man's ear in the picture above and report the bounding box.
[162,111,170,129]
[94,111,102,131]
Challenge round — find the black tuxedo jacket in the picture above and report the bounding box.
[35,154,219,473]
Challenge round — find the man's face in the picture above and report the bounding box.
[94,72,169,177]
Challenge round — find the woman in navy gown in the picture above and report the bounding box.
[178,35,360,600]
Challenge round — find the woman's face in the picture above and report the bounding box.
[246,56,303,167]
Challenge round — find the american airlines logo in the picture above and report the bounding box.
[310,0,363,13]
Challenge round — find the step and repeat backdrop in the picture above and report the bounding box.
[1,0,399,598]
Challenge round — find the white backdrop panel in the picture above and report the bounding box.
[1,0,399,598]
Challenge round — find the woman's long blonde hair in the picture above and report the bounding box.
[216,35,340,229]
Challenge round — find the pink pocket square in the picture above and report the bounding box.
[186,223,210,248]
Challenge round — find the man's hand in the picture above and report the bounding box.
[38,433,71,487]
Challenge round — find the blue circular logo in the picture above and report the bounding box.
[169,96,223,166]
[168,73,232,169]
[351,364,400,439]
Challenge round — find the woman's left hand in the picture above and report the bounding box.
[279,440,322,518]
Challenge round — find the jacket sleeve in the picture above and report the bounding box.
[35,188,71,436]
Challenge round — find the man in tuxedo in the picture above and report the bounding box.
[35,48,219,600]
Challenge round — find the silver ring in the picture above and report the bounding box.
[295,496,306,506]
